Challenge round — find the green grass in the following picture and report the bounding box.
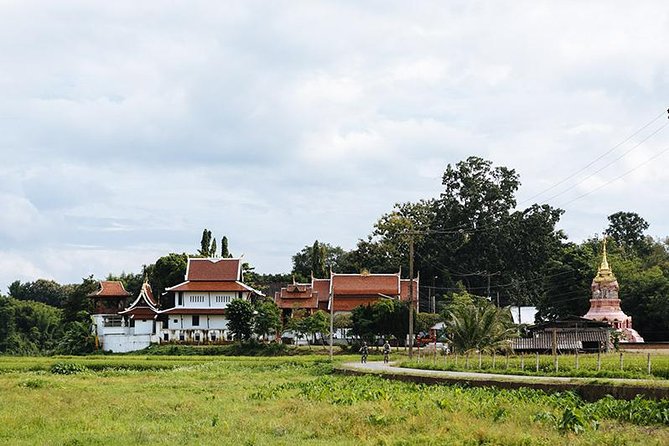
[1,355,668,445]
[402,351,669,380]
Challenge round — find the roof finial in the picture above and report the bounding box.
[594,235,616,282]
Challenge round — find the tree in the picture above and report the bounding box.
[606,211,651,257]
[446,300,517,354]
[198,228,213,257]
[304,310,330,345]
[148,253,188,308]
[291,241,348,281]
[106,272,144,298]
[221,236,231,258]
[254,299,282,341]
[62,276,97,325]
[56,320,95,355]
[8,279,71,308]
[226,298,255,342]
[211,238,217,258]
[310,241,327,279]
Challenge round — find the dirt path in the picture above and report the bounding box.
[337,361,669,401]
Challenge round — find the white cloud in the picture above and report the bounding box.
[1,1,669,288]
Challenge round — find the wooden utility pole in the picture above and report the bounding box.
[329,289,334,361]
[408,233,415,359]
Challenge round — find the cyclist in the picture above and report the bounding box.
[382,340,391,364]
[359,341,369,364]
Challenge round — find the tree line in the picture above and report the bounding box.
[2,156,669,355]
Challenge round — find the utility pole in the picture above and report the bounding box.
[408,233,415,359]
[329,290,334,361]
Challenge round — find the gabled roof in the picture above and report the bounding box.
[274,282,319,310]
[185,258,242,281]
[87,281,132,298]
[120,282,159,316]
[312,279,331,303]
[331,273,400,296]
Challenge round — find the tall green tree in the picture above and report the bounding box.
[606,211,651,257]
[254,299,282,341]
[226,298,255,342]
[211,238,217,258]
[292,241,347,281]
[147,253,188,308]
[198,228,213,257]
[221,236,231,258]
[8,279,72,308]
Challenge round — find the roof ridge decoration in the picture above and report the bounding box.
[594,236,617,283]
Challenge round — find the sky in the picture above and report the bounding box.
[1,1,669,290]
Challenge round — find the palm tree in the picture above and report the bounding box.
[446,303,517,354]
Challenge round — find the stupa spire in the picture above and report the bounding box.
[594,236,616,283]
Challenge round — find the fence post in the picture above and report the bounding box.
[478,351,482,369]
[575,348,579,370]
[597,350,601,371]
[535,352,540,372]
[647,353,652,375]
[492,352,496,370]
[455,353,459,368]
[505,353,509,370]
[521,353,525,372]
[554,354,559,373]
[466,353,470,369]
[619,351,624,371]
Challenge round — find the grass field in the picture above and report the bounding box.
[1,355,669,445]
[402,351,669,380]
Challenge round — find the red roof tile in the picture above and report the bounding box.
[274,283,319,310]
[186,258,241,281]
[313,279,331,303]
[400,279,419,301]
[88,281,132,298]
[332,274,399,296]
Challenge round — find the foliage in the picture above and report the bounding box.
[106,271,144,298]
[50,362,88,375]
[253,299,282,341]
[291,240,347,281]
[0,296,64,355]
[147,252,188,308]
[607,211,651,257]
[56,321,96,355]
[1,356,669,444]
[351,299,410,345]
[8,279,73,308]
[226,298,255,342]
[445,297,517,353]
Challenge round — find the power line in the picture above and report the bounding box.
[519,109,668,205]
[558,142,669,207]
[543,121,669,203]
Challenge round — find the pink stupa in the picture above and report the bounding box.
[583,238,644,342]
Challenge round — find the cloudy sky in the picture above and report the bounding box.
[1,1,668,290]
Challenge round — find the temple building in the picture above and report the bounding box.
[583,238,644,342]
[275,271,419,316]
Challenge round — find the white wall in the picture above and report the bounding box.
[166,315,228,330]
[101,334,152,353]
[134,319,153,335]
[177,291,249,308]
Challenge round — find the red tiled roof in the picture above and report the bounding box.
[159,308,229,315]
[313,279,331,303]
[88,281,132,298]
[274,284,319,310]
[399,279,419,301]
[121,307,159,318]
[186,258,241,281]
[332,274,399,296]
[166,281,252,293]
[142,282,158,306]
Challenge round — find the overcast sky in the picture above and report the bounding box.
[1,1,668,290]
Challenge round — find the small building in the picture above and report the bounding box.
[159,257,263,343]
[91,281,160,353]
[512,317,612,353]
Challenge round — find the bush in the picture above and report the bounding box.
[50,362,87,375]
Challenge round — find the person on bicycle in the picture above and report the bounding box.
[359,341,369,364]
[382,340,391,364]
